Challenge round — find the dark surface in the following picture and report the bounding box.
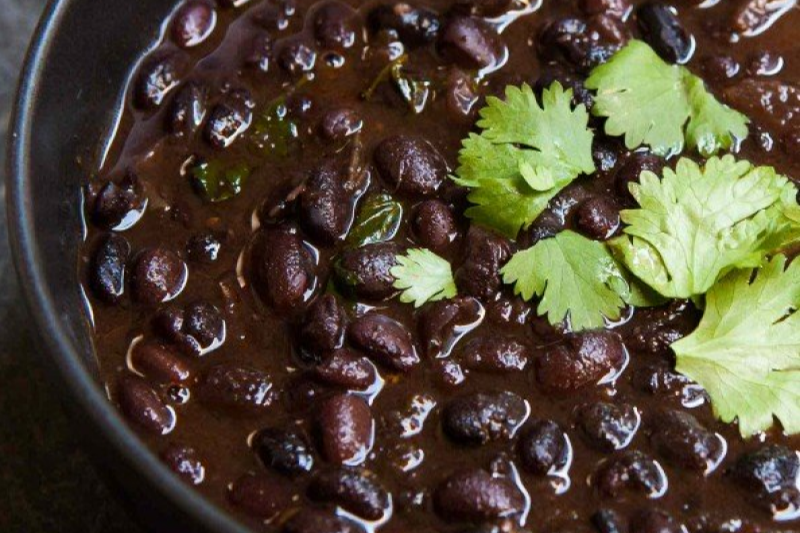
[0,0,141,530]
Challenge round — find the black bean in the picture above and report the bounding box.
[167,82,207,136]
[367,3,440,47]
[277,34,318,74]
[535,64,594,110]
[316,394,374,465]
[91,174,146,230]
[299,160,353,245]
[593,450,667,498]
[314,349,377,390]
[485,295,531,326]
[130,342,191,384]
[199,365,273,412]
[133,53,183,110]
[438,16,502,70]
[536,330,627,392]
[186,231,222,263]
[442,391,528,445]
[117,375,174,435]
[616,152,666,204]
[374,135,447,197]
[592,139,623,174]
[348,313,419,372]
[283,508,364,533]
[434,469,524,522]
[455,225,512,300]
[517,419,570,475]
[461,336,530,373]
[413,200,458,255]
[252,225,318,312]
[204,88,254,149]
[433,359,466,388]
[630,509,683,533]
[580,0,630,18]
[538,17,616,73]
[252,427,314,476]
[576,402,640,452]
[636,3,693,64]
[591,509,625,533]
[650,410,723,471]
[319,107,362,141]
[89,233,131,304]
[626,300,699,356]
[631,363,693,397]
[154,302,226,356]
[171,1,216,48]
[131,248,187,305]
[308,468,390,520]
[444,68,479,119]
[731,445,800,512]
[160,444,205,485]
[313,1,360,50]
[418,296,484,358]
[229,473,293,518]
[575,197,620,240]
[452,0,514,18]
[300,294,347,358]
[335,243,402,301]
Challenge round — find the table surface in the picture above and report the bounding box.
[0,0,143,530]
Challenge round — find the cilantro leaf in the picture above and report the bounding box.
[391,248,457,308]
[586,40,748,157]
[672,255,800,436]
[191,160,250,202]
[453,82,595,239]
[501,230,630,330]
[610,155,800,299]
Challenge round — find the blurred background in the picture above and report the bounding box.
[0,0,140,530]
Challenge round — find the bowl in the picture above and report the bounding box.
[6,0,251,530]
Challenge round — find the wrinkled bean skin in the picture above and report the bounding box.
[117,375,174,435]
[348,313,419,371]
[335,243,402,301]
[229,473,293,518]
[517,419,570,475]
[300,294,347,357]
[461,336,530,373]
[316,394,374,465]
[161,444,205,485]
[536,331,627,392]
[299,161,354,245]
[367,2,441,47]
[89,233,131,303]
[199,365,273,412]
[636,3,693,64]
[577,402,640,452]
[374,135,447,196]
[455,226,512,300]
[442,391,528,445]
[308,468,390,520]
[650,410,723,471]
[593,450,667,498]
[418,296,484,358]
[434,469,524,522]
[252,427,314,476]
[131,248,187,305]
[130,342,191,384]
[438,16,502,70]
[252,225,317,312]
[154,302,226,356]
[313,349,377,390]
[282,509,364,533]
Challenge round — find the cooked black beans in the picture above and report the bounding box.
[171,1,216,48]
[313,348,377,390]
[636,3,693,64]
[374,135,447,196]
[154,302,225,356]
[130,342,191,384]
[185,231,222,263]
[117,375,174,434]
[161,444,205,485]
[133,53,183,109]
[367,2,440,47]
[650,410,723,472]
[413,199,458,254]
[593,450,667,498]
[131,248,187,305]
[204,88,254,148]
[199,365,274,412]
[536,331,627,392]
[517,419,570,475]
[348,313,419,371]
[418,296,484,357]
[89,233,131,303]
[251,225,317,312]
[460,336,530,373]
[438,16,503,70]
[591,509,626,533]
[167,82,207,136]
[228,473,293,518]
[442,391,528,445]
[300,294,347,357]
[91,174,146,230]
[299,160,354,245]
[455,226,512,300]
[282,509,364,533]
[316,394,374,465]
[576,402,640,452]
[313,1,360,50]
[575,197,620,240]
[580,0,630,18]
[630,509,683,533]
[252,427,314,476]
[335,243,402,300]
[732,445,800,514]
[276,34,318,74]
[319,107,362,141]
[434,469,524,522]
[308,468,390,520]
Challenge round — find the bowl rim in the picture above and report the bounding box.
[5,1,251,531]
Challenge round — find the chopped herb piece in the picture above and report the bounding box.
[586,40,749,157]
[610,155,800,299]
[391,248,457,307]
[452,82,595,239]
[363,55,432,114]
[191,160,250,202]
[501,230,630,331]
[673,255,800,436]
[250,97,297,158]
[346,193,404,248]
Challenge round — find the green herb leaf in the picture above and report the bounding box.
[363,55,432,114]
[501,230,630,330]
[610,155,800,299]
[391,248,457,308]
[452,82,595,238]
[251,97,297,158]
[586,40,748,157]
[672,255,800,436]
[346,193,403,248]
[192,160,250,202]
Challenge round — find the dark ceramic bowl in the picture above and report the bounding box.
[6,0,250,531]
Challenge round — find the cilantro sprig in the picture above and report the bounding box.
[391,249,457,308]
[610,155,800,300]
[673,255,800,437]
[586,40,749,157]
[452,82,595,239]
